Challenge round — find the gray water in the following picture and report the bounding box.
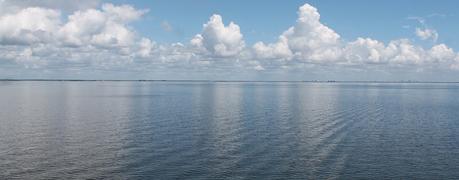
[1,81,459,179]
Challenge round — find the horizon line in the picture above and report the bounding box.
[1,79,459,83]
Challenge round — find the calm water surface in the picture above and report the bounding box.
[1,81,459,179]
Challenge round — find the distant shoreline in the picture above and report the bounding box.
[1,79,459,83]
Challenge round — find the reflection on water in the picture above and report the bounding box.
[1,81,459,179]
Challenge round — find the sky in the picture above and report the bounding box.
[1,0,459,81]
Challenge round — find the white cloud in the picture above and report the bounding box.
[0,0,100,14]
[253,36,292,60]
[101,3,147,23]
[251,3,459,71]
[343,38,387,64]
[450,55,459,70]
[59,3,147,48]
[387,39,424,65]
[0,7,61,45]
[428,44,455,63]
[1,2,459,77]
[415,28,438,42]
[137,38,155,58]
[285,4,341,61]
[191,14,245,57]
[253,4,341,63]
[58,9,107,46]
[343,38,459,67]
[0,2,154,69]
[0,2,148,49]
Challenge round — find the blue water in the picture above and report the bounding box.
[1,81,459,179]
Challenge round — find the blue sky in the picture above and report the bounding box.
[1,0,459,81]
[121,0,459,47]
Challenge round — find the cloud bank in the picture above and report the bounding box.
[1,1,459,79]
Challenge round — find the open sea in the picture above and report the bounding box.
[1,81,459,179]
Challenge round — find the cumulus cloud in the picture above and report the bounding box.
[253,4,341,62]
[343,38,387,64]
[251,3,459,71]
[59,3,148,48]
[0,2,153,69]
[253,36,292,60]
[428,44,455,63]
[0,7,61,45]
[342,37,458,67]
[0,2,148,48]
[191,14,245,57]
[283,4,341,62]
[1,2,459,78]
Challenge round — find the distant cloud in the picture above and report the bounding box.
[1,2,459,76]
[250,4,459,69]
[407,15,440,42]
[161,21,173,32]
[415,28,438,42]
[426,13,448,18]
[406,16,426,25]
[0,7,61,45]
[253,4,341,62]
[191,14,245,57]
[0,2,152,68]
[0,0,100,13]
